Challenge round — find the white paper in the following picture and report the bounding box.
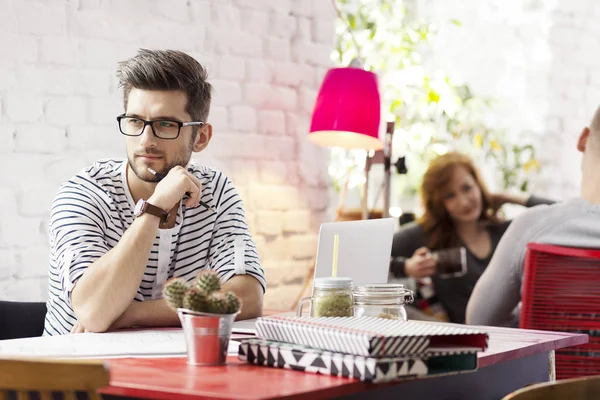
[0,329,240,359]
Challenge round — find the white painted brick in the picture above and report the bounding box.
[246,59,273,83]
[5,94,43,123]
[230,106,258,132]
[549,26,578,47]
[17,182,59,217]
[0,34,37,64]
[216,56,246,80]
[274,87,299,111]
[259,161,287,184]
[291,39,309,64]
[189,0,212,25]
[0,155,48,188]
[39,36,80,66]
[14,246,50,279]
[0,249,17,281]
[0,124,15,154]
[155,0,192,23]
[285,112,308,138]
[0,3,18,34]
[295,17,312,41]
[291,0,313,17]
[273,62,303,86]
[88,95,122,125]
[241,10,270,36]
[243,82,277,108]
[249,185,301,210]
[283,210,311,233]
[0,68,16,91]
[139,23,203,52]
[208,106,228,131]
[67,9,129,40]
[230,34,263,57]
[264,37,291,61]
[262,262,288,288]
[45,97,88,126]
[211,3,241,27]
[312,0,336,19]
[306,187,329,210]
[270,13,296,38]
[210,133,267,159]
[306,43,334,67]
[0,214,46,248]
[17,67,110,96]
[44,155,88,186]
[238,0,292,14]
[16,125,66,154]
[79,39,118,68]
[285,234,318,260]
[0,277,48,302]
[258,110,286,135]
[558,0,591,13]
[212,80,242,106]
[67,125,120,151]
[311,19,335,44]
[79,0,102,10]
[17,1,66,35]
[299,87,318,113]
[263,284,301,310]
[265,136,295,161]
[228,160,260,185]
[255,211,283,235]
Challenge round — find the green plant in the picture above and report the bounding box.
[331,0,540,202]
[163,271,241,315]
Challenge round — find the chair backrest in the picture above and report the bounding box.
[0,358,109,399]
[520,243,600,380]
[0,301,47,340]
[502,374,600,400]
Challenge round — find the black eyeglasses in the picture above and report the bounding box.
[116,114,205,140]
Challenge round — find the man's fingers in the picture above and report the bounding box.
[71,322,85,334]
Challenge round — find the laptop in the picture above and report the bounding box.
[313,218,395,286]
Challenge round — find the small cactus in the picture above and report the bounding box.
[182,287,209,312]
[224,291,241,314]
[163,278,188,309]
[206,292,229,314]
[194,270,221,294]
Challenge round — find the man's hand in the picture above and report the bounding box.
[489,192,529,212]
[70,322,86,334]
[404,247,437,279]
[149,166,203,211]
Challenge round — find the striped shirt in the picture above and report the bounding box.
[44,158,265,336]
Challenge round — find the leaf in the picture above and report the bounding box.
[520,181,529,192]
[450,19,462,27]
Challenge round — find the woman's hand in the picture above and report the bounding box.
[404,247,437,278]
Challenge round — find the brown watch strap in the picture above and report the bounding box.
[142,201,169,223]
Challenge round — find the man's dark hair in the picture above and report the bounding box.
[116,49,212,122]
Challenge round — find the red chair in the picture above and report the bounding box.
[520,243,600,380]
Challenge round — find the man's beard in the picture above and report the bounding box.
[127,146,193,183]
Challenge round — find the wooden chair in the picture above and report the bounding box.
[502,374,600,400]
[0,358,109,400]
[520,243,600,379]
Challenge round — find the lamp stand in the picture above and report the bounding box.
[362,121,394,219]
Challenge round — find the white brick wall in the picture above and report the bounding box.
[0,0,334,309]
[418,0,599,199]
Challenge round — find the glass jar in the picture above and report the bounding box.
[296,277,354,317]
[353,284,414,321]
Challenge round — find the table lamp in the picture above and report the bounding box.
[308,67,382,151]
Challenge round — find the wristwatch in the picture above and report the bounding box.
[134,199,169,224]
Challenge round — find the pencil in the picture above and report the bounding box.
[147,167,216,213]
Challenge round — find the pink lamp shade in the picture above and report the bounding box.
[309,67,382,150]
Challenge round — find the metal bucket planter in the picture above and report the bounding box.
[177,308,238,366]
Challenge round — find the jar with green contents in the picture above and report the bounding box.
[353,284,413,320]
[296,277,354,317]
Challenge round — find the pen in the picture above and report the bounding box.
[147,167,216,213]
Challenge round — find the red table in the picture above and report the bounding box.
[101,325,587,400]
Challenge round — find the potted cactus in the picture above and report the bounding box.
[163,270,242,366]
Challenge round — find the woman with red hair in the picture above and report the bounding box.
[390,152,553,323]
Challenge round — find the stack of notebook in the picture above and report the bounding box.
[238,316,488,383]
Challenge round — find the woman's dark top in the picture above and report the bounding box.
[390,195,554,324]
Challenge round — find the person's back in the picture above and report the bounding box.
[467,105,600,326]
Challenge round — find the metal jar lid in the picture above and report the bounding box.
[314,277,353,289]
[353,283,414,304]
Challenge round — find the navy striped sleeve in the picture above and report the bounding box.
[208,174,266,292]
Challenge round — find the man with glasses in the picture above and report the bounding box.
[43,49,265,335]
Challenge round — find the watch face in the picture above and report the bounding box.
[134,199,145,216]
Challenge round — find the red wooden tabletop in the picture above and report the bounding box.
[100,325,588,400]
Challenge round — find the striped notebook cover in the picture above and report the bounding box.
[255,316,488,357]
[239,339,480,383]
